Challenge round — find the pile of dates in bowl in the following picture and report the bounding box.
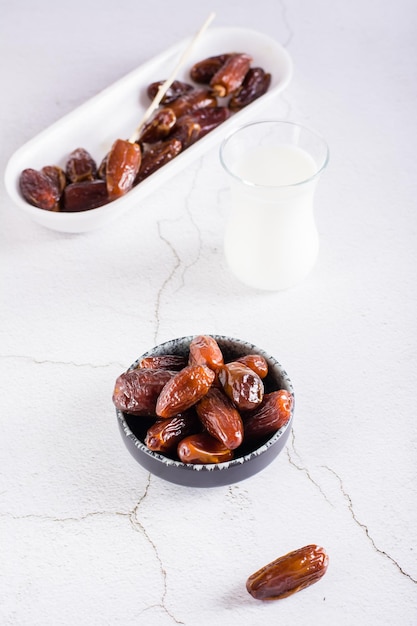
[113,335,294,488]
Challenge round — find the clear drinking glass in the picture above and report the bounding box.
[220,120,329,291]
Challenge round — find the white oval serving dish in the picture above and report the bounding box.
[4,27,292,233]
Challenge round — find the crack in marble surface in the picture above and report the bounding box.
[176,162,204,290]
[1,475,183,624]
[154,219,182,344]
[0,510,125,523]
[153,161,204,344]
[277,0,294,121]
[0,353,124,369]
[323,465,417,585]
[129,476,184,625]
[278,0,294,48]
[286,430,333,505]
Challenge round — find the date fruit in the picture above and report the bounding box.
[19,52,271,214]
[97,154,108,179]
[66,147,97,183]
[189,53,232,84]
[219,361,264,411]
[113,368,174,416]
[19,168,61,211]
[137,354,186,371]
[41,165,66,195]
[229,67,272,111]
[210,53,252,97]
[145,411,199,453]
[196,388,243,450]
[172,106,230,148]
[63,179,109,212]
[177,432,233,464]
[106,139,142,200]
[187,106,231,137]
[235,354,268,379]
[246,545,329,601]
[147,79,194,104]
[155,364,215,418]
[243,389,293,441]
[188,335,224,372]
[138,108,177,144]
[167,88,217,118]
[114,335,292,465]
[135,138,182,184]
[169,116,201,150]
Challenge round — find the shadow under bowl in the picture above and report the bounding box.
[116,335,294,488]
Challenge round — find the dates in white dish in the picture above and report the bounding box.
[19,54,271,213]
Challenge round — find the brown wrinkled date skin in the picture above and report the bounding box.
[113,368,174,416]
[66,147,97,183]
[63,180,109,212]
[169,117,201,150]
[219,361,264,411]
[135,138,182,184]
[167,88,217,118]
[170,106,230,149]
[113,335,292,465]
[137,354,186,371]
[229,67,272,111]
[138,108,177,144]
[246,545,329,601]
[19,168,61,211]
[177,432,234,464]
[145,411,199,453]
[147,79,194,104]
[155,364,215,418]
[19,51,272,212]
[243,389,293,442]
[210,53,252,97]
[183,106,230,137]
[41,165,66,195]
[196,388,243,450]
[97,154,108,180]
[235,354,268,379]
[189,53,232,84]
[106,139,142,200]
[188,334,224,372]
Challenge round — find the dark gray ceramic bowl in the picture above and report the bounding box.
[116,335,294,488]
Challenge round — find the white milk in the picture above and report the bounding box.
[224,144,320,291]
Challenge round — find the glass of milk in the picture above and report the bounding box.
[220,120,329,291]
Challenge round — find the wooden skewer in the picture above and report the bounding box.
[128,11,216,143]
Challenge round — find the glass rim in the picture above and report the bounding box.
[219,120,330,189]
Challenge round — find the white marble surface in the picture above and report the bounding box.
[1,1,416,624]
